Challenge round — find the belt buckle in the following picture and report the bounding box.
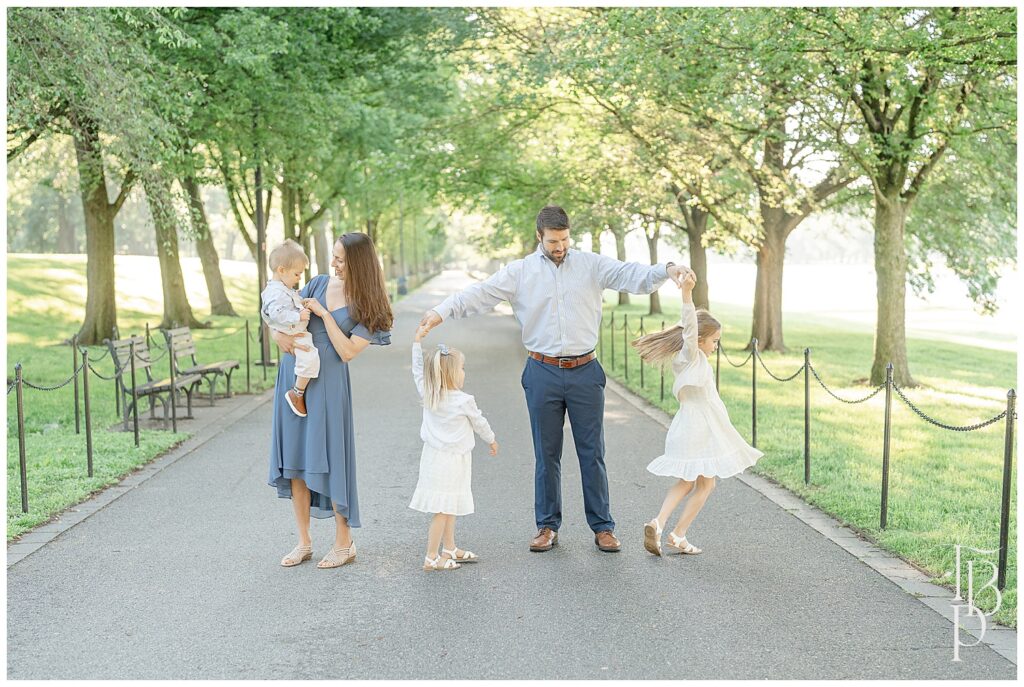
[557,357,574,368]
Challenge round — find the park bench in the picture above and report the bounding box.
[162,327,240,406]
[106,335,202,431]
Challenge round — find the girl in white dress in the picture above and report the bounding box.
[410,326,499,571]
[631,271,763,556]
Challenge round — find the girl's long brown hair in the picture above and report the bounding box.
[339,232,394,334]
[631,309,722,364]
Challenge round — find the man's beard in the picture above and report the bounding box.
[541,245,566,264]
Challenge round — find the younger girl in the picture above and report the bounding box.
[632,271,763,556]
[410,327,499,571]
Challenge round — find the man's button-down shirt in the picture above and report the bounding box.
[433,245,670,357]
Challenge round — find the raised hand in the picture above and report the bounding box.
[418,309,442,335]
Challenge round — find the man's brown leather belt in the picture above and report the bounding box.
[528,351,596,369]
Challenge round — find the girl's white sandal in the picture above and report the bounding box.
[423,555,462,572]
[442,547,479,563]
[643,519,663,556]
[666,532,702,555]
[281,544,313,567]
[317,542,356,568]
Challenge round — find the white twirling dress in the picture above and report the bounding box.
[646,301,764,480]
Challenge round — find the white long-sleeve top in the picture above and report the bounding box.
[671,300,714,402]
[432,245,671,357]
[412,342,495,453]
[260,280,308,335]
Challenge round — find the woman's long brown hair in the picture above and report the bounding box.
[339,232,394,334]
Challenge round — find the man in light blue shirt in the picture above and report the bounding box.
[420,206,689,554]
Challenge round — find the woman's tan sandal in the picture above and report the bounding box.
[423,554,461,572]
[665,532,702,555]
[281,544,313,567]
[442,547,479,563]
[317,542,356,569]
[643,519,663,557]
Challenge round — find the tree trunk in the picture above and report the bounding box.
[750,220,788,352]
[871,190,915,386]
[144,175,206,330]
[55,194,76,253]
[646,226,662,315]
[182,176,237,317]
[313,214,330,274]
[611,226,630,305]
[72,119,118,345]
[685,211,710,310]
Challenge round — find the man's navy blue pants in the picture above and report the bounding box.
[521,355,614,533]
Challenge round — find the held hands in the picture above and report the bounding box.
[489,440,499,456]
[416,310,442,340]
[413,324,429,343]
[299,308,311,322]
[667,263,695,287]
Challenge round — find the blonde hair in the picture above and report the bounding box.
[631,309,722,364]
[269,239,308,271]
[422,345,464,410]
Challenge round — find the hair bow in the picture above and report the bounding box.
[437,343,451,356]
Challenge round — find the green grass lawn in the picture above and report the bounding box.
[598,295,1017,628]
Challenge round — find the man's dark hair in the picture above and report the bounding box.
[536,205,570,234]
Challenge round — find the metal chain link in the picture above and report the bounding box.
[21,360,87,392]
[87,359,127,381]
[892,383,1009,432]
[195,325,247,340]
[720,346,753,368]
[7,381,15,395]
[754,350,806,382]
[808,363,885,404]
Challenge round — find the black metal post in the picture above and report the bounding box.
[660,319,665,403]
[82,348,93,477]
[804,348,811,485]
[16,363,28,513]
[245,319,252,393]
[751,338,758,448]
[129,339,140,447]
[72,333,80,434]
[623,314,629,381]
[145,322,151,347]
[256,162,271,367]
[639,316,645,389]
[610,312,615,369]
[715,345,720,391]
[880,362,893,530]
[997,388,1016,590]
[112,325,121,416]
[598,313,604,361]
[169,338,178,433]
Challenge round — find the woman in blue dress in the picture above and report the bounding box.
[269,233,392,569]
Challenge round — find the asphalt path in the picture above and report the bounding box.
[6,271,1015,679]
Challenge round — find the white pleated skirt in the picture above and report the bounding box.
[408,444,474,516]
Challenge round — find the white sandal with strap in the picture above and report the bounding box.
[643,519,663,557]
[317,542,356,569]
[442,547,479,563]
[281,544,313,567]
[666,532,702,555]
[423,554,462,572]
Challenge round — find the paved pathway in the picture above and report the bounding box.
[6,272,1016,679]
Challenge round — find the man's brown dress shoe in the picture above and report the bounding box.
[595,530,621,552]
[529,527,558,552]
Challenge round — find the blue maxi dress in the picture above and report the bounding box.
[267,274,391,525]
